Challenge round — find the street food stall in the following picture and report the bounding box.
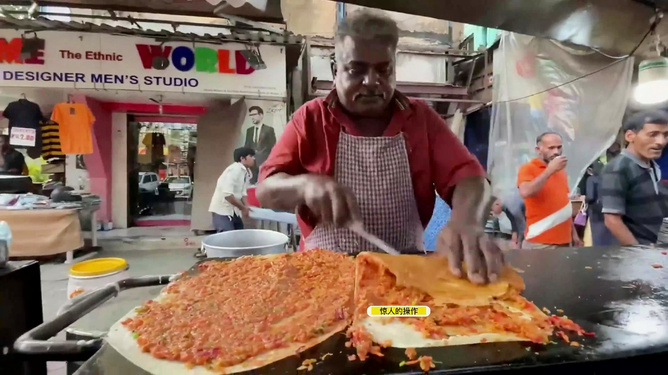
[5,0,668,374]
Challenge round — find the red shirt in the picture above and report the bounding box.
[259,90,485,239]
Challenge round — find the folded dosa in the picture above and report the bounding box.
[358,252,525,306]
[351,252,551,351]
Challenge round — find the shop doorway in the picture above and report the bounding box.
[127,117,197,227]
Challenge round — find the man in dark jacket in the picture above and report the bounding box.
[0,135,26,175]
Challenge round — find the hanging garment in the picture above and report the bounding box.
[304,131,424,254]
[152,132,166,163]
[40,117,65,161]
[2,98,44,158]
[51,103,96,155]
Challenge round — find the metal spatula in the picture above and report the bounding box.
[348,221,400,255]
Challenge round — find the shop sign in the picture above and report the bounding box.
[0,31,286,98]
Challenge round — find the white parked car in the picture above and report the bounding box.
[138,172,160,195]
[164,176,192,198]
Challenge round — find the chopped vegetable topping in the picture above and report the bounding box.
[556,331,570,343]
[570,341,581,347]
[121,249,354,371]
[347,354,357,361]
[418,356,436,372]
[651,264,663,269]
[405,347,417,360]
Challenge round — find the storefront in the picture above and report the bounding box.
[0,26,296,249]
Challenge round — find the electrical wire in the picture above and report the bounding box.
[493,13,660,105]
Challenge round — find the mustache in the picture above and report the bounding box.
[353,92,385,101]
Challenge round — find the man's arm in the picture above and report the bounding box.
[256,109,360,226]
[518,171,552,198]
[225,195,247,211]
[451,176,492,227]
[604,214,638,245]
[424,107,502,284]
[599,164,637,245]
[572,220,583,247]
[518,156,566,198]
[221,169,250,216]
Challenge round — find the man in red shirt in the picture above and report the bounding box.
[257,11,502,284]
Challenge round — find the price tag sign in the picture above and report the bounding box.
[9,127,37,147]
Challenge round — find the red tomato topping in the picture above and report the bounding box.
[122,249,354,370]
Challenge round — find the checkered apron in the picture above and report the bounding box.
[304,131,424,254]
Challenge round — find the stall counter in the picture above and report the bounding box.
[0,208,83,257]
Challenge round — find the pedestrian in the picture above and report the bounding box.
[601,110,668,245]
[487,198,513,240]
[0,135,26,176]
[196,147,256,257]
[501,189,526,248]
[584,161,618,247]
[209,147,255,233]
[517,132,583,249]
[256,10,502,284]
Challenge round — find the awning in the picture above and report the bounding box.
[333,0,660,56]
[0,13,304,45]
[6,0,285,23]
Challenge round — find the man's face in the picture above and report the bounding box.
[536,134,563,163]
[334,36,396,117]
[250,110,263,125]
[626,123,668,160]
[241,155,256,168]
[491,199,503,215]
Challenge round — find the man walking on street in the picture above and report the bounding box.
[517,132,582,249]
[601,111,668,245]
[209,147,255,233]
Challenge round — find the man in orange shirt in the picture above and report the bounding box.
[517,132,583,249]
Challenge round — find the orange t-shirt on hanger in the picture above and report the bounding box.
[51,102,96,154]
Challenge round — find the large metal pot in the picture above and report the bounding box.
[202,229,289,258]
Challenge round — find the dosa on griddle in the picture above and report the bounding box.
[359,252,525,306]
[353,252,549,348]
[107,299,347,375]
[107,252,353,374]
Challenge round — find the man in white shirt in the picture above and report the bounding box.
[209,147,256,232]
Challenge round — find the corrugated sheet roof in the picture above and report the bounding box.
[0,14,304,45]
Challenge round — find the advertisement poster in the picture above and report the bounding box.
[235,99,287,184]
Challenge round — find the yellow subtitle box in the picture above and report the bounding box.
[367,306,430,317]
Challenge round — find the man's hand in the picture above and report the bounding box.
[546,155,567,175]
[437,222,505,285]
[511,232,520,249]
[299,175,362,226]
[241,206,251,219]
[572,235,584,248]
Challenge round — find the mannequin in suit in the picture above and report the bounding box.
[244,106,276,184]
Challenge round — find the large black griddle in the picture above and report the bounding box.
[20,246,668,374]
